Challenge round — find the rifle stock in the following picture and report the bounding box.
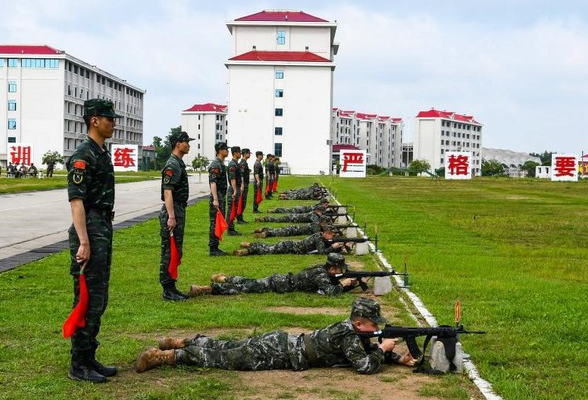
[336,270,404,291]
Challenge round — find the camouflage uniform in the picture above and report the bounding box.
[174,319,385,373]
[208,157,228,249]
[256,211,320,224]
[247,232,338,255]
[253,157,263,212]
[265,158,275,198]
[226,156,241,231]
[67,136,115,363]
[261,223,320,238]
[211,263,344,295]
[280,184,327,200]
[237,155,250,222]
[268,205,314,214]
[159,154,189,287]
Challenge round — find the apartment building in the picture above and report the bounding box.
[331,108,404,168]
[0,44,145,168]
[224,10,338,175]
[181,103,227,166]
[413,108,483,175]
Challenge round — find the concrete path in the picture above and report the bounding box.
[0,175,210,272]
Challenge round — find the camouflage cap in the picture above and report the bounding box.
[231,146,241,154]
[215,142,228,152]
[351,297,388,324]
[326,253,348,269]
[255,151,263,156]
[83,98,122,119]
[241,148,251,154]
[170,131,195,146]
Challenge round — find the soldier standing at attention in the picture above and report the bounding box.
[159,131,194,301]
[265,154,275,199]
[66,99,121,383]
[209,142,229,256]
[236,148,251,224]
[226,146,242,236]
[252,151,264,213]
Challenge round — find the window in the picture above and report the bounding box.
[274,143,282,157]
[8,100,16,111]
[8,82,17,92]
[8,59,18,67]
[0,59,4,67]
[8,119,17,130]
[275,108,283,116]
[275,70,284,79]
[275,89,284,97]
[275,127,283,136]
[277,31,286,45]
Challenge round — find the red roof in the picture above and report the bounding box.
[333,144,360,152]
[416,108,480,124]
[236,10,328,23]
[356,113,377,121]
[183,103,227,113]
[392,118,403,123]
[230,50,330,62]
[0,45,62,55]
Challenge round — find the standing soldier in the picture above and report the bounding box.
[252,151,264,213]
[265,154,275,199]
[209,142,229,256]
[159,131,194,301]
[66,98,120,382]
[226,146,242,236]
[237,148,251,224]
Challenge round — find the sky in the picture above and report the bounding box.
[2,0,588,154]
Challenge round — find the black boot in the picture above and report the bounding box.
[68,352,107,383]
[162,283,188,301]
[88,349,117,377]
[209,246,228,256]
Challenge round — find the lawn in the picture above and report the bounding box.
[0,175,586,399]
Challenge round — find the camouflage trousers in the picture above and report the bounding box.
[209,193,226,248]
[264,224,318,238]
[253,180,263,211]
[176,331,302,371]
[257,214,312,223]
[249,240,305,255]
[226,187,240,231]
[237,185,249,221]
[68,211,113,355]
[159,203,186,286]
[269,205,313,214]
[211,273,296,295]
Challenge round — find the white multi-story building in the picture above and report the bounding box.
[413,108,483,175]
[224,10,338,175]
[331,108,403,168]
[181,103,227,166]
[0,44,145,169]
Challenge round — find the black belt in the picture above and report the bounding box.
[302,334,319,367]
[87,208,115,221]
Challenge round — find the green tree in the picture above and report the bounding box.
[481,159,506,177]
[41,150,64,165]
[192,155,210,183]
[153,127,181,169]
[529,151,555,166]
[408,159,431,175]
[521,160,540,177]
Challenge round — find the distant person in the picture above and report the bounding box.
[252,151,264,213]
[208,142,229,256]
[46,159,56,177]
[66,98,121,383]
[28,163,38,177]
[226,146,242,236]
[159,131,194,301]
[236,148,251,224]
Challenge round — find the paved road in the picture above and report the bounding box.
[0,176,210,272]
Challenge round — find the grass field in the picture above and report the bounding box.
[0,175,586,399]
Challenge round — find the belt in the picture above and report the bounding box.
[302,334,319,367]
[87,208,115,221]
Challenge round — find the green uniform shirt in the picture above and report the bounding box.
[161,154,189,204]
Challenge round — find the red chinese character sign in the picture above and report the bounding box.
[112,144,138,172]
[339,150,366,178]
[551,154,578,181]
[445,152,471,180]
[9,143,33,166]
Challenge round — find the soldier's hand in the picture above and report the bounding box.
[340,278,356,287]
[75,243,91,268]
[167,216,177,232]
[378,338,397,353]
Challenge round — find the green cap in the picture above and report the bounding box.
[215,142,228,152]
[84,99,122,119]
[170,131,195,146]
[351,297,388,324]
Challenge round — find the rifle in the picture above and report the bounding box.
[358,318,485,372]
[335,270,406,291]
